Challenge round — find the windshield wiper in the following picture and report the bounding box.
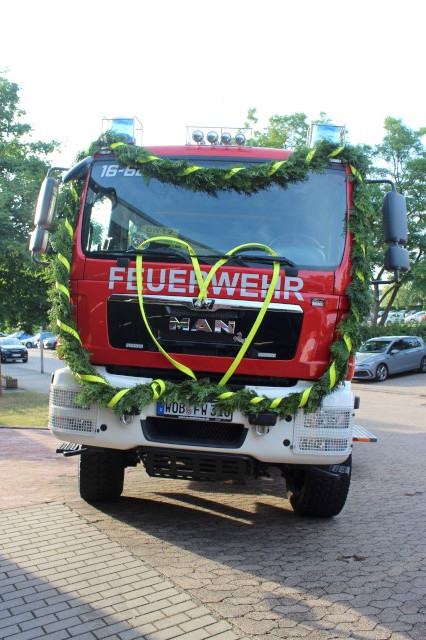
[196,253,297,270]
[128,246,192,263]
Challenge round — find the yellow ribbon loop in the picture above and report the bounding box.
[249,396,264,405]
[360,243,366,256]
[151,379,166,400]
[343,334,352,354]
[268,161,284,176]
[181,166,202,176]
[56,282,70,299]
[299,386,313,408]
[56,319,82,343]
[57,253,71,272]
[64,219,74,239]
[110,142,126,149]
[269,397,283,409]
[224,167,244,180]
[136,237,199,380]
[306,149,316,164]
[108,388,131,408]
[329,361,337,389]
[350,165,363,181]
[328,147,344,158]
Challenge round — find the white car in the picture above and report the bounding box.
[404,311,426,323]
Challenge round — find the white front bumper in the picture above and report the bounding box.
[49,367,354,466]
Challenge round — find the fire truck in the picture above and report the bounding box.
[30,121,409,517]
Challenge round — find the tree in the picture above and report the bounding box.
[245,109,332,149]
[0,74,57,332]
[370,118,425,324]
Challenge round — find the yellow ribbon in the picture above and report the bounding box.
[110,142,126,149]
[329,361,337,388]
[306,149,316,164]
[299,386,313,408]
[151,379,166,399]
[328,147,344,158]
[355,269,365,282]
[64,218,74,239]
[269,397,283,409]
[249,396,264,405]
[343,334,352,353]
[135,238,280,387]
[350,165,363,181]
[181,166,202,176]
[56,282,70,299]
[77,373,108,385]
[56,319,82,343]
[268,161,284,176]
[57,253,70,272]
[225,167,244,180]
[217,391,235,400]
[108,388,131,408]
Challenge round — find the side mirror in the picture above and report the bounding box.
[390,349,399,355]
[384,245,410,273]
[34,177,59,229]
[383,191,408,245]
[29,228,50,254]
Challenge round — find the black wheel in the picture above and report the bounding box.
[419,357,426,373]
[25,342,32,348]
[375,363,388,382]
[22,357,28,363]
[79,449,125,502]
[286,456,352,518]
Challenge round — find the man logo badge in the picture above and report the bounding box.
[191,298,215,310]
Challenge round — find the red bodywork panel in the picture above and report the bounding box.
[70,145,354,382]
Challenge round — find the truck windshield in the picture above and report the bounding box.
[83,159,348,269]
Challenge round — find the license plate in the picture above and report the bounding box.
[157,401,233,422]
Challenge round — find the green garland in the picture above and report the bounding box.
[49,135,373,418]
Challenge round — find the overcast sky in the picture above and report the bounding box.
[1,0,424,166]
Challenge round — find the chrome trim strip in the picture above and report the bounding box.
[108,294,303,314]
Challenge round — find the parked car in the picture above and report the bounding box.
[353,336,426,382]
[0,337,28,363]
[43,335,58,349]
[35,332,54,347]
[404,310,426,324]
[385,311,405,325]
[22,332,53,348]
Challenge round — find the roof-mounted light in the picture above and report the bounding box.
[102,116,143,145]
[207,130,219,145]
[220,132,232,145]
[307,123,346,148]
[187,126,252,147]
[192,130,205,144]
[235,132,246,146]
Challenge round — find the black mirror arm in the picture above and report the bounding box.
[364,179,396,192]
[32,252,50,267]
[371,268,400,286]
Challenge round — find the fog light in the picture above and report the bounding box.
[192,130,204,144]
[207,130,218,144]
[235,133,246,146]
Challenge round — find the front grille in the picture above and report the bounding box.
[107,296,302,360]
[293,408,353,455]
[142,448,252,480]
[354,370,370,377]
[142,417,247,448]
[48,387,97,436]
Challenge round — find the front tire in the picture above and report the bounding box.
[79,449,125,502]
[286,456,352,518]
[375,363,388,381]
[419,356,426,373]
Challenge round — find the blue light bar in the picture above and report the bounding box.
[307,123,346,148]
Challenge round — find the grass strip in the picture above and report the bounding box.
[0,391,49,428]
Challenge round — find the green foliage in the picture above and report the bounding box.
[0,74,58,332]
[52,135,372,418]
[358,322,426,343]
[370,117,425,325]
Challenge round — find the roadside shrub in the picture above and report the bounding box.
[358,322,426,343]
